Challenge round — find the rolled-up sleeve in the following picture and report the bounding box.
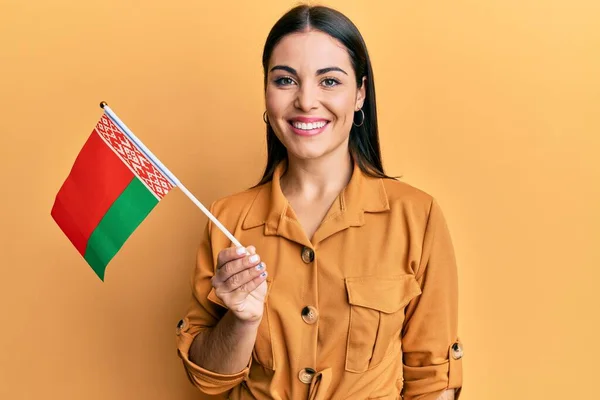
[175,201,251,395]
[402,199,463,400]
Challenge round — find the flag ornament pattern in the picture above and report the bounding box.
[51,112,175,281]
[96,115,173,199]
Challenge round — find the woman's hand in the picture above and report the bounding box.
[211,245,268,324]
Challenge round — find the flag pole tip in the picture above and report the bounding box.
[99,101,108,109]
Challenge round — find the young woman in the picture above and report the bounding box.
[176,5,463,400]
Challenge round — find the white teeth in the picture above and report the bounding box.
[292,121,327,130]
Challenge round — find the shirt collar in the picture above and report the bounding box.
[242,158,390,246]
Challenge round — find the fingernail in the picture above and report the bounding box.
[236,247,246,255]
[261,271,267,278]
[249,254,259,263]
[256,263,265,271]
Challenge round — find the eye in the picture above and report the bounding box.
[321,78,340,87]
[274,77,296,86]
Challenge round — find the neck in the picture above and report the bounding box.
[280,151,354,201]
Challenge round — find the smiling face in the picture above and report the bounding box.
[265,30,366,163]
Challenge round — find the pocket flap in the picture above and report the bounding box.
[345,275,422,314]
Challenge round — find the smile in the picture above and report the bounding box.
[288,118,330,136]
[291,121,327,130]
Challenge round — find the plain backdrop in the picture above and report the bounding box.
[1,0,599,399]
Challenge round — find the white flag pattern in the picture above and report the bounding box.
[95,114,174,199]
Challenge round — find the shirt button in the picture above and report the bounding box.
[301,246,315,263]
[301,306,319,324]
[175,319,187,335]
[451,342,464,360]
[298,368,316,384]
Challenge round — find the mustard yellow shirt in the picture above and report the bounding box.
[176,160,463,400]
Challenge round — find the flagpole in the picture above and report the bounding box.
[99,101,244,250]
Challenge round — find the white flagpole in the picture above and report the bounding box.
[99,101,244,250]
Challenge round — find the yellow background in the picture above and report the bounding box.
[1,0,599,399]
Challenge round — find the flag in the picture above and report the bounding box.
[51,111,175,280]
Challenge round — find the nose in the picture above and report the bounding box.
[294,83,318,112]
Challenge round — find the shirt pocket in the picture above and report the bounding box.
[344,275,422,373]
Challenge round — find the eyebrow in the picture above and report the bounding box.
[269,65,348,76]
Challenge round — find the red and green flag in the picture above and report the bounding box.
[51,109,176,280]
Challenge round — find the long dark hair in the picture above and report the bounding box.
[254,4,398,187]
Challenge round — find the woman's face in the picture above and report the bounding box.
[265,30,366,162]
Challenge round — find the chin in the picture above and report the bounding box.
[288,148,327,161]
[288,141,343,162]
[276,128,349,162]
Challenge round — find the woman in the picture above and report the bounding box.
[175,4,463,400]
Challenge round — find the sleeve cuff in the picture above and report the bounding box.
[176,318,251,395]
[178,347,251,395]
[403,338,464,400]
[448,339,463,397]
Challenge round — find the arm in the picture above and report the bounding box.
[189,309,260,374]
[176,202,268,395]
[401,199,463,400]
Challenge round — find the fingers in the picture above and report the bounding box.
[221,262,267,293]
[216,245,255,269]
[238,270,268,294]
[217,252,261,282]
[210,245,269,315]
[213,245,262,285]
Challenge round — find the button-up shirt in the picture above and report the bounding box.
[176,160,463,400]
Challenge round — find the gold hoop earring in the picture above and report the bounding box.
[263,111,268,124]
[353,109,365,127]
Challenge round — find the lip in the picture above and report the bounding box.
[289,116,329,123]
[288,118,330,137]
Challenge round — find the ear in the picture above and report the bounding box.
[355,76,367,111]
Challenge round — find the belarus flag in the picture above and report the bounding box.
[51,110,175,280]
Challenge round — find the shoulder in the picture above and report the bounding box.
[380,178,445,223]
[382,178,434,208]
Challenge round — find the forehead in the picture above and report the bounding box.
[269,30,354,73]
